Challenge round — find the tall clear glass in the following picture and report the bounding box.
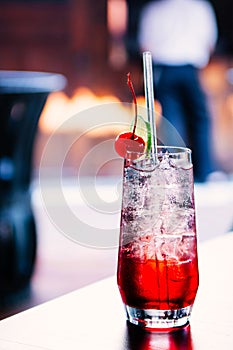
[117,147,199,331]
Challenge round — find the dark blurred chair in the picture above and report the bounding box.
[0,71,66,301]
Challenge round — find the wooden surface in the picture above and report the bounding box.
[0,233,233,349]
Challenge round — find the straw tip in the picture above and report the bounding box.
[143,51,152,57]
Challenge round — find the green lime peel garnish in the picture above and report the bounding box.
[130,114,152,155]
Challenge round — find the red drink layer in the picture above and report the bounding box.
[117,238,199,310]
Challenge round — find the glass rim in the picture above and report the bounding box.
[124,146,192,160]
[124,146,193,171]
[157,146,191,154]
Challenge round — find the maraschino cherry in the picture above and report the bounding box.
[115,131,145,158]
[115,73,145,159]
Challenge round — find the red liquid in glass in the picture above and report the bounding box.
[117,240,199,310]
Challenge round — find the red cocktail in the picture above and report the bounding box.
[118,239,198,310]
[117,147,199,330]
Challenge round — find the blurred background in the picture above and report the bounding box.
[1,0,233,319]
[0,0,233,175]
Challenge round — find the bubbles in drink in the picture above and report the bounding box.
[120,152,195,246]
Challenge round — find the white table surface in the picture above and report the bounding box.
[0,233,233,349]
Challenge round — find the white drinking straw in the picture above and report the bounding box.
[143,51,158,161]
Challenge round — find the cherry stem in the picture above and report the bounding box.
[127,72,138,139]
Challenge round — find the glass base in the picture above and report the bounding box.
[125,305,192,332]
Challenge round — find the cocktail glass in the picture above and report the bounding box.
[117,146,199,331]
